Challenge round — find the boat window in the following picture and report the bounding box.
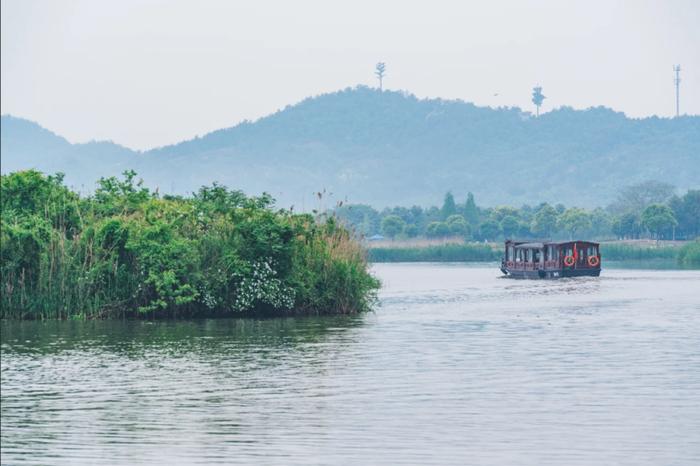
[534,249,540,262]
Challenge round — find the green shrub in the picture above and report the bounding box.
[1,170,379,319]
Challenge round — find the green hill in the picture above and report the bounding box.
[2,86,699,206]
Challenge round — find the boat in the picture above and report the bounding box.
[500,240,601,278]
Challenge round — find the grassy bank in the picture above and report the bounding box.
[1,170,379,319]
[368,241,693,264]
[598,243,679,261]
[677,240,700,266]
[368,243,499,262]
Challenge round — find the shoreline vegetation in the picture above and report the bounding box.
[1,170,380,320]
[335,185,699,267]
[367,239,700,266]
[2,170,698,320]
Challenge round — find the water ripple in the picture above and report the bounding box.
[2,265,700,465]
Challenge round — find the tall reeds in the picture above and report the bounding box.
[677,240,700,266]
[1,170,379,319]
[368,243,499,262]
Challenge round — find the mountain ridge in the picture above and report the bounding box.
[2,86,699,206]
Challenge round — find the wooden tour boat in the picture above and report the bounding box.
[500,240,601,278]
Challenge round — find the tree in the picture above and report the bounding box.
[590,208,612,238]
[381,215,405,239]
[500,215,520,239]
[404,224,419,238]
[491,206,519,222]
[478,219,501,241]
[612,212,641,239]
[463,192,479,226]
[532,86,546,117]
[641,204,678,240]
[557,208,592,239]
[334,204,380,236]
[531,204,558,238]
[426,221,450,238]
[441,191,457,220]
[517,222,534,238]
[409,205,425,231]
[669,190,700,239]
[446,214,469,237]
[375,62,386,91]
[610,180,675,214]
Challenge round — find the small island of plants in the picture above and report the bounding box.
[1,170,380,319]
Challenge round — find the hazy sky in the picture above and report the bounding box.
[2,0,698,150]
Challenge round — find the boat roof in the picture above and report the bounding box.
[514,242,544,249]
[512,240,599,249]
[550,240,599,245]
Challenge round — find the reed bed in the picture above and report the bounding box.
[368,243,499,262]
[1,170,379,319]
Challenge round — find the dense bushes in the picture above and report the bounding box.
[1,170,379,319]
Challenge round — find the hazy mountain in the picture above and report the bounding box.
[2,87,699,207]
[1,115,139,192]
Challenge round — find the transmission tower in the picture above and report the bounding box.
[674,65,681,117]
[375,62,386,91]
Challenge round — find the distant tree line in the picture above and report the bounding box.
[333,181,699,242]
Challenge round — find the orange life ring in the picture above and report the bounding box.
[564,255,575,266]
[588,256,600,267]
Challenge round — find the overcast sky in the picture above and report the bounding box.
[2,0,698,150]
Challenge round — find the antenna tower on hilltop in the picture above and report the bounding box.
[674,65,681,117]
[375,62,386,91]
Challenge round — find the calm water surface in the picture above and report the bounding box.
[2,264,699,465]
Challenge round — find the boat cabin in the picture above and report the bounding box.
[500,240,601,278]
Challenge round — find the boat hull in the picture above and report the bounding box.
[502,268,601,279]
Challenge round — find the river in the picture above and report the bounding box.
[2,263,699,465]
